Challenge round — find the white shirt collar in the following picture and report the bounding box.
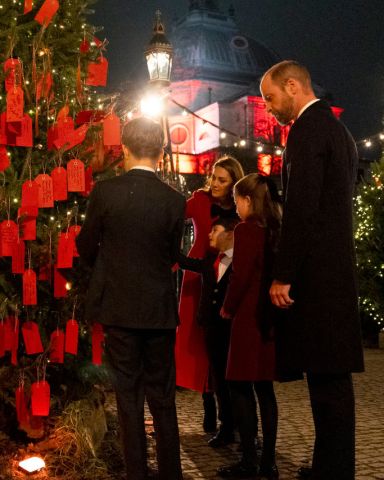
[297,98,320,119]
[130,165,156,173]
[222,248,233,259]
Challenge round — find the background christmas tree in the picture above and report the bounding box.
[0,0,121,444]
[354,154,384,341]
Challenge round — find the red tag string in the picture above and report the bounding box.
[28,248,32,270]
[18,368,25,390]
[72,297,78,320]
[6,197,11,222]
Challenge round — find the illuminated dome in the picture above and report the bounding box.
[170,1,281,85]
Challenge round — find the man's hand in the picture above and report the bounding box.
[269,280,294,309]
[220,307,232,319]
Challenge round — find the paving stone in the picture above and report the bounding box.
[166,348,383,479]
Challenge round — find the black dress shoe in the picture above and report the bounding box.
[258,464,279,479]
[297,466,312,478]
[217,460,258,478]
[208,430,235,448]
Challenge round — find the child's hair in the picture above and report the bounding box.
[234,173,282,251]
[212,216,239,232]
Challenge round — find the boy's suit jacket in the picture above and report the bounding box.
[76,169,186,329]
[178,252,232,327]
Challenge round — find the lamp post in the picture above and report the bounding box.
[144,10,177,184]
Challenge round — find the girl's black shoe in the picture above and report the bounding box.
[258,464,279,479]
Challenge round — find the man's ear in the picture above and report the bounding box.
[284,78,299,96]
[122,145,129,159]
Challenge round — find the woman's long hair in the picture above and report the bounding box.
[203,156,244,202]
[234,173,282,252]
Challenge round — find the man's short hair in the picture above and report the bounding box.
[263,60,313,93]
[122,117,164,161]
[212,216,239,232]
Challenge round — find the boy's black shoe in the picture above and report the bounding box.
[258,464,279,479]
[208,430,235,448]
[217,460,258,478]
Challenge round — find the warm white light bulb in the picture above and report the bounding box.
[19,457,46,473]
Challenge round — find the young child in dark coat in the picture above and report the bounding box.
[178,216,239,448]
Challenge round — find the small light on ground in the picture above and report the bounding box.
[19,456,46,473]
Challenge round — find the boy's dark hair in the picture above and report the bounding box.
[212,216,239,232]
[122,117,164,161]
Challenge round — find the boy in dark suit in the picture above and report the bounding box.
[179,216,239,447]
[76,117,185,480]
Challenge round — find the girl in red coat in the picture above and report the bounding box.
[218,173,281,480]
[175,156,243,431]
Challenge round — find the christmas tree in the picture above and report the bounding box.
[354,155,384,338]
[0,0,121,444]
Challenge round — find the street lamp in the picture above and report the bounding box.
[145,10,173,87]
[144,10,178,185]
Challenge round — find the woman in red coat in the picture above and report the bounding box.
[218,174,281,480]
[175,156,243,427]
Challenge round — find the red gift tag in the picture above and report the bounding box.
[0,145,10,171]
[34,0,59,26]
[57,231,74,268]
[52,116,74,150]
[4,58,22,93]
[22,321,44,355]
[54,265,67,298]
[18,206,38,241]
[16,386,29,423]
[23,269,37,305]
[36,72,53,102]
[11,316,19,366]
[31,380,50,416]
[51,166,67,201]
[67,159,85,192]
[16,114,33,147]
[35,173,54,208]
[6,86,24,122]
[0,220,18,256]
[80,39,90,53]
[50,329,64,363]
[0,321,5,357]
[21,180,39,208]
[92,323,104,365]
[75,110,104,125]
[12,238,25,274]
[24,0,33,14]
[86,57,108,87]
[80,165,93,197]
[65,124,88,151]
[69,225,81,257]
[103,113,120,146]
[65,319,79,355]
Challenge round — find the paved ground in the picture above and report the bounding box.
[149,348,384,479]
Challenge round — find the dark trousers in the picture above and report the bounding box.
[205,323,234,435]
[307,372,355,480]
[105,327,183,480]
[229,381,277,470]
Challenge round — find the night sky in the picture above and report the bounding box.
[92,0,384,141]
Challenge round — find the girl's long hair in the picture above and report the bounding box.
[234,173,282,251]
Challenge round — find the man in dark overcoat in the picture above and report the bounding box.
[76,117,185,480]
[260,61,364,480]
